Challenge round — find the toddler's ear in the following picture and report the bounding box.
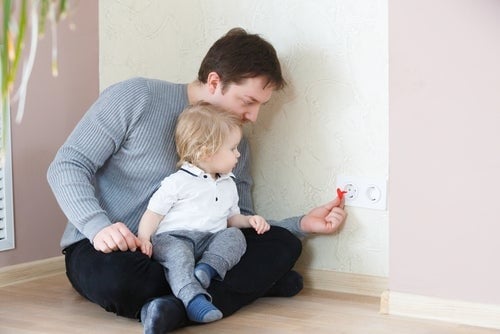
[198,146,213,162]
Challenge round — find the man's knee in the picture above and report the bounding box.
[245,226,302,262]
[68,246,170,318]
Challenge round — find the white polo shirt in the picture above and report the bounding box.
[149,163,240,234]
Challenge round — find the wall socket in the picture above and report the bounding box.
[335,175,387,210]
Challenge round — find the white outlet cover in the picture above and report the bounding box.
[336,175,388,210]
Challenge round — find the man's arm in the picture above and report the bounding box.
[233,136,346,239]
[233,137,255,216]
[47,78,150,246]
[233,137,306,238]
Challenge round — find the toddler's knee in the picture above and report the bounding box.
[223,227,247,257]
[225,227,246,242]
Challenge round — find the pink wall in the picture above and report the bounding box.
[389,0,500,304]
[0,2,99,267]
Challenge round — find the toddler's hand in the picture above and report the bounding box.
[140,239,153,258]
[249,215,270,234]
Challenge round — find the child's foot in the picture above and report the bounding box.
[194,263,217,289]
[141,295,186,334]
[186,294,223,323]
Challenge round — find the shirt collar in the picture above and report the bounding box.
[179,162,234,180]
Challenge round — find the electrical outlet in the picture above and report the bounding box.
[344,183,358,200]
[336,175,387,210]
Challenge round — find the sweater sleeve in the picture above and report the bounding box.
[233,137,255,216]
[47,78,151,243]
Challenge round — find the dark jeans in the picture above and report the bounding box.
[64,226,302,320]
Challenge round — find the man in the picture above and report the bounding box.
[48,28,346,333]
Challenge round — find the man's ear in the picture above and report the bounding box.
[206,72,221,94]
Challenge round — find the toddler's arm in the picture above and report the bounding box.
[228,214,270,234]
[137,209,164,257]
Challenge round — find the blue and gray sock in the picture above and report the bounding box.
[186,294,222,323]
[194,263,217,289]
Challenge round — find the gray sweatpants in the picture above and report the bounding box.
[151,227,246,307]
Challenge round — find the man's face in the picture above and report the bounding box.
[210,76,274,123]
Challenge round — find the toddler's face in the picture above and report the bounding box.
[206,127,242,175]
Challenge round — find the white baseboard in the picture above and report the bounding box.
[381,290,500,330]
[299,267,388,297]
[0,256,65,288]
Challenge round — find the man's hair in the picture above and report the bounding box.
[175,102,243,167]
[198,27,286,90]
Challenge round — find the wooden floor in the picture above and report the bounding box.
[0,273,499,334]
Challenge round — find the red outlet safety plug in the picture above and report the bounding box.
[337,188,347,200]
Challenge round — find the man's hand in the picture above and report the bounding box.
[300,197,347,234]
[93,222,142,253]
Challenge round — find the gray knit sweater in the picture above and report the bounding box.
[47,77,304,248]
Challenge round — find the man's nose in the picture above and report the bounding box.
[244,106,260,123]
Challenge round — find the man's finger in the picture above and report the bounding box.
[322,197,341,212]
[118,225,139,251]
[98,237,114,253]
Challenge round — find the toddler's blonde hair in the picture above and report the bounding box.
[175,102,243,167]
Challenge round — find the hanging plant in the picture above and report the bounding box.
[1,0,71,159]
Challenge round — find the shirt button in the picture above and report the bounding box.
[216,197,218,201]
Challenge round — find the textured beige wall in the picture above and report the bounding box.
[100,0,389,277]
[0,1,99,267]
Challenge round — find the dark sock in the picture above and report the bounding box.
[140,295,186,334]
[194,263,217,289]
[186,294,222,323]
[265,270,304,297]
